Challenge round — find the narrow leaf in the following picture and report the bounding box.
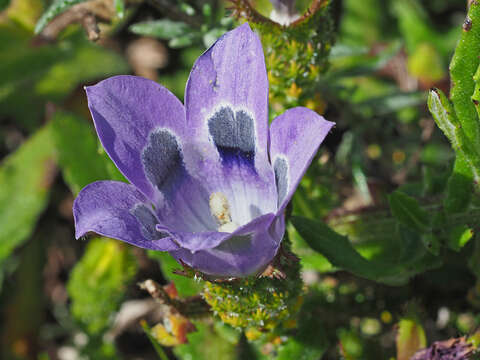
[428,88,460,149]
[291,216,442,285]
[428,88,480,193]
[291,217,397,283]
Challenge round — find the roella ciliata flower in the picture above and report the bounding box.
[73,23,334,278]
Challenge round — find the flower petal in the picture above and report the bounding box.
[183,140,277,227]
[141,130,217,233]
[85,75,186,203]
[73,181,178,251]
[269,107,334,212]
[185,23,269,156]
[172,213,276,251]
[170,213,284,277]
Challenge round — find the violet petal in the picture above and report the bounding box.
[73,180,179,251]
[269,107,334,212]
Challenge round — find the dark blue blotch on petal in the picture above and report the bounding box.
[274,157,288,208]
[208,106,256,167]
[142,129,183,191]
[130,203,169,240]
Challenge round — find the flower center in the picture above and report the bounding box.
[209,192,239,233]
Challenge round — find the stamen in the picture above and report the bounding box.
[209,192,232,225]
[209,192,239,233]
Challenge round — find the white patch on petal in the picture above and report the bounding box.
[218,221,239,233]
[209,191,232,225]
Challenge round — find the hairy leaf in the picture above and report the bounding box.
[449,1,480,145]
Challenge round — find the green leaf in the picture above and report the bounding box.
[0,124,56,264]
[427,88,461,150]
[68,238,137,334]
[447,224,474,252]
[291,218,384,282]
[449,1,480,145]
[289,224,334,272]
[445,154,474,213]
[428,88,480,191]
[51,111,112,195]
[129,19,192,40]
[388,191,430,233]
[421,232,440,256]
[291,216,441,285]
[35,0,88,34]
[291,216,394,282]
[147,251,203,297]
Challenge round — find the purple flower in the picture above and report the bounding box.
[73,23,334,278]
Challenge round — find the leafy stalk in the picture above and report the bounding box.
[449,1,480,144]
